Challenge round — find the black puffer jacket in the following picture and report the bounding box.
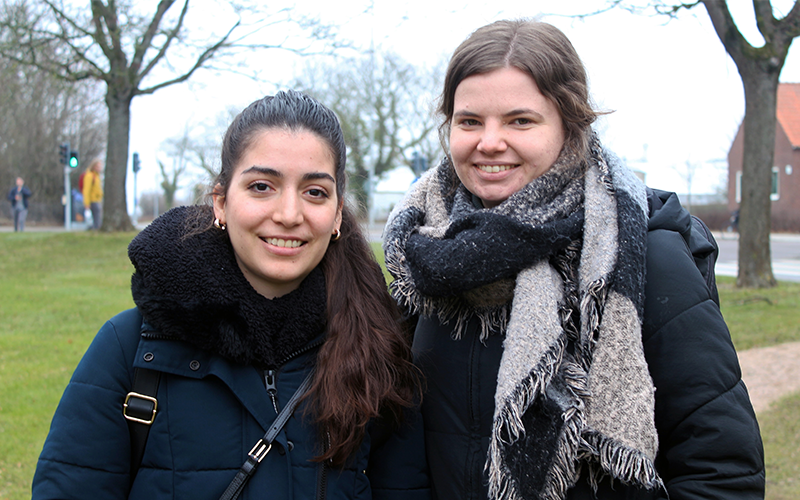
[412,189,764,500]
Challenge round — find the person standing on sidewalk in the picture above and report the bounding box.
[7,176,32,232]
[82,159,104,230]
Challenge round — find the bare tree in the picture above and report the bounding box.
[185,108,238,186]
[671,159,700,211]
[0,0,340,231]
[582,1,800,287]
[156,159,184,209]
[294,51,441,216]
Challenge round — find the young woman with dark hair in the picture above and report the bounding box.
[33,90,429,500]
[384,19,763,500]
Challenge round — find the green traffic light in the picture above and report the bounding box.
[69,151,79,168]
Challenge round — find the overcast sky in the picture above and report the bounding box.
[127,0,800,208]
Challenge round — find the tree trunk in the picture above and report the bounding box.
[736,67,778,288]
[103,91,136,232]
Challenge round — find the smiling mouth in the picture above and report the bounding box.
[477,164,517,173]
[264,237,305,248]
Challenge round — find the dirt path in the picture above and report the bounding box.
[738,341,800,414]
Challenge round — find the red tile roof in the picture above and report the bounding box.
[777,83,800,147]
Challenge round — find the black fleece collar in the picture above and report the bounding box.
[128,205,327,369]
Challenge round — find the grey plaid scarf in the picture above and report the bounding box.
[383,137,662,499]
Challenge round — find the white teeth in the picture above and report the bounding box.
[266,238,303,248]
[478,165,515,173]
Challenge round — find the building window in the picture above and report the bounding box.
[736,171,742,203]
[735,168,779,202]
[772,166,780,201]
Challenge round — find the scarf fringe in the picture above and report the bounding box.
[577,277,607,370]
[387,236,509,340]
[539,360,590,500]
[487,337,566,499]
[583,431,664,493]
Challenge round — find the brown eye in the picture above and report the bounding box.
[306,188,329,199]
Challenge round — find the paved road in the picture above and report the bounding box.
[714,232,800,282]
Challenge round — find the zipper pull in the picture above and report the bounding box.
[265,369,279,413]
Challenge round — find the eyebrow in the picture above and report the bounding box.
[453,108,545,121]
[241,166,335,183]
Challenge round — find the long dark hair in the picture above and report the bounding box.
[213,90,419,466]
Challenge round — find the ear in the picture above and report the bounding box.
[212,185,226,223]
[334,199,344,231]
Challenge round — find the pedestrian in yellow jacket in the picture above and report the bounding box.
[82,159,103,230]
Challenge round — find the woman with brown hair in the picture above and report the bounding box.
[33,90,428,500]
[384,19,763,500]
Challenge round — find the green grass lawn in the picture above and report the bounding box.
[0,234,797,499]
[0,231,136,500]
[717,276,800,350]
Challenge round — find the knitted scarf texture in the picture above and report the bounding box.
[383,137,662,499]
[127,205,327,369]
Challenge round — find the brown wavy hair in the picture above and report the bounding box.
[212,90,420,466]
[438,19,603,159]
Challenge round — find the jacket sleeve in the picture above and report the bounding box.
[32,309,142,500]
[642,217,765,499]
[366,406,431,500]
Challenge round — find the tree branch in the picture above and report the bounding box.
[33,0,105,80]
[700,0,751,67]
[130,0,181,82]
[136,21,238,96]
[87,0,112,58]
[98,0,127,70]
[753,0,777,44]
[775,1,800,48]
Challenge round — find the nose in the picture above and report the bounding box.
[272,191,304,227]
[477,122,507,154]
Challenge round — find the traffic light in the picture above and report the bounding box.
[132,152,141,173]
[59,143,70,165]
[69,150,79,169]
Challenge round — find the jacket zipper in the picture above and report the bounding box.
[316,461,328,500]
[262,338,325,411]
[278,338,325,368]
[316,432,331,500]
[265,369,280,413]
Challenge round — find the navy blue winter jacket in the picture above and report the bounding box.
[32,205,429,500]
[32,307,430,500]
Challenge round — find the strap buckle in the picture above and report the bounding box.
[123,392,158,425]
[249,439,272,463]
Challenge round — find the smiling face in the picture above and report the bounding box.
[449,66,566,208]
[213,128,342,299]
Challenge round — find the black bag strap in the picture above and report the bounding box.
[218,370,315,500]
[124,320,162,482]
[125,366,161,481]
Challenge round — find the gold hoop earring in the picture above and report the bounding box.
[213,218,227,231]
[331,228,341,241]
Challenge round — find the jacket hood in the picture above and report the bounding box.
[646,187,719,302]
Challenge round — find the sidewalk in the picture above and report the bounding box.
[712,231,800,242]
